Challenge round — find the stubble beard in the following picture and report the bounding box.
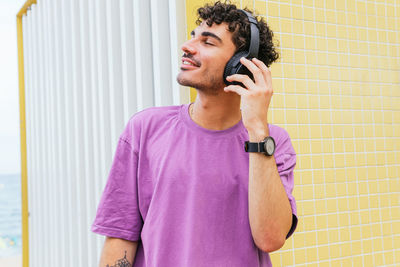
[176,70,225,96]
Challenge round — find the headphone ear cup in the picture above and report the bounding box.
[223,51,248,85]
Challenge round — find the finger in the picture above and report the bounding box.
[239,57,264,85]
[224,85,249,96]
[251,58,272,87]
[226,74,255,90]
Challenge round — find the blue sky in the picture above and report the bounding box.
[0,0,27,174]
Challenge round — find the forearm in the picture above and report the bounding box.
[99,237,138,267]
[248,131,292,252]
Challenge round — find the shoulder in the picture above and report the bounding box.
[120,105,182,143]
[131,105,182,124]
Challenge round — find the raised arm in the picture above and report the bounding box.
[224,57,294,251]
[99,237,138,267]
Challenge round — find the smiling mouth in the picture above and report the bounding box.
[181,57,200,70]
[182,60,197,67]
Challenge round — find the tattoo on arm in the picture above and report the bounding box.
[106,251,132,267]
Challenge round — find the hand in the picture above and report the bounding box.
[224,57,273,138]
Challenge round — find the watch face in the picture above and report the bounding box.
[264,138,275,155]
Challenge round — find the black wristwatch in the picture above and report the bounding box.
[244,136,276,156]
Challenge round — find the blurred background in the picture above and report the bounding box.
[0,0,27,266]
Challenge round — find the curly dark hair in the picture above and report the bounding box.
[196,1,279,67]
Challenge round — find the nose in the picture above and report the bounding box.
[181,39,197,55]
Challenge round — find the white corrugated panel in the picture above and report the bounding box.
[21,0,187,265]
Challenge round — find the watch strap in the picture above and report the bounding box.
[245,136,276,156]
[244,141,266,153]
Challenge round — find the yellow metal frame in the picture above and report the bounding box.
[17,1,37,266]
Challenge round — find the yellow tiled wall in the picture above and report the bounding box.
[186,0,400,266]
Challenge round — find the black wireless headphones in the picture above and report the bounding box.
[223,10,260,85]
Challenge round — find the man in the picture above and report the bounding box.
[92,2,297,266]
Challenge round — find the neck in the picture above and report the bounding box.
[190,91,242,131]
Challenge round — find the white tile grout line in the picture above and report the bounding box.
[295,193,400,206]
[338,1,355,264]
[365,2,386,265]
[301,0,321,264]
[278,233,400,252]
[325,1,341,266]
[354,3,365,266]
[265,0,399,10]
[281,1,297,264]
[386,4,398,264]
[374,2,388,265]
[315,0,328,264]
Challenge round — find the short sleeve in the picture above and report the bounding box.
[91,136,143,241]
[274,130,298,239]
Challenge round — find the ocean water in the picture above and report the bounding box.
[0,174,22,258]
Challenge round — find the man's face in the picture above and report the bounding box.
[176,22,237,94]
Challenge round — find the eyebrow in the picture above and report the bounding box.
[190,30,223,43]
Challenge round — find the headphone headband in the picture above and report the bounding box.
[239,10,259,58]
[223,9,260,85]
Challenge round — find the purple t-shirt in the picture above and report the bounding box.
[92,104,297,267]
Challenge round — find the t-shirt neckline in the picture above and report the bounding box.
[179,103,245,137]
